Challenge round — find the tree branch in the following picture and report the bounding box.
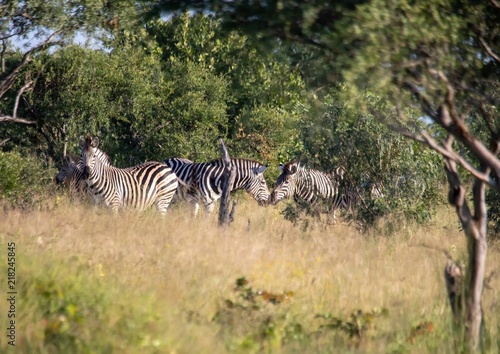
[0,114,36,125]
[479,36,500,62]
[218,139,236,227]
[0,32,64,98]
[403,69,500,184]
[13,79,33,118]
[370,109,496,187]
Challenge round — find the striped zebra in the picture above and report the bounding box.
[79,135,178,214]
[166,157,270,216]
[270,160,355,219]
[55,155,87,195]
[164,157,199,209]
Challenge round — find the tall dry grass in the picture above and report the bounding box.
[0,195,499,353]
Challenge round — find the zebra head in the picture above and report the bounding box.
[246,163,270,206]
[270,160,299,205]
[55,154,87,192]
[55,155,79,185]
[79,135,101,179]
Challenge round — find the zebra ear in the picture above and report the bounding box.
[63,155,72,165]
[91,137,99,148]
[256,165,267,174]
[335,166,346,180]
[79,136,86,149]
[279,163,284,173]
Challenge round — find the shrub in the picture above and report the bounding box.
[0,151,56,209]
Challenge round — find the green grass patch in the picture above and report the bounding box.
[0,252,167,354]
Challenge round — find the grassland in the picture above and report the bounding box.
[0,196,499,353]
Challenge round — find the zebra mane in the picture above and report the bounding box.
[283,160,346,177]
[93,147,113,165]
[282,160,302,174]
[206,157,266,167]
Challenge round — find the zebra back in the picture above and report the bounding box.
[193,158,269,205]
[79,135,178,214]
[271,160,338,205]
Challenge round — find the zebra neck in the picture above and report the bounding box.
[230,168,255,190]
[88,158,114,185]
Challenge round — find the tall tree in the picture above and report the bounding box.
[149,0,500,350]
[0,0,142,147]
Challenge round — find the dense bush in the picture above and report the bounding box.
[292,90,446,227]
[0,151,56,209]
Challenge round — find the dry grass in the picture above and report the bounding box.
[0,196,499,353]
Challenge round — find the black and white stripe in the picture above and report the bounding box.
[270,161,339,204]
[165,157,200,211]
[166,157,270,216]
[271,161,388,219]
[270,161,357,217]
[79,135,178,214]
[55,155,87,195]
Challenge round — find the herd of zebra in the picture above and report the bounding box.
[55,135,371,218]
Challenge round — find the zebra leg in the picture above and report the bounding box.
[186,192,200,217]
[156,203,168,216]
[205,201,216,216]
[155,196,171,216]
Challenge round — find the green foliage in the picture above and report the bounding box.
[291,90,445,227]
[486,189,500,238]
[3,41,231,165]
[0,151,55,209]
[137,59,230,162]
[213,277,305,352]
[148,12,307,164]
[316,308,389,341]
[234,105,302,170]
[3,13,307,169]
[1,253,165,353]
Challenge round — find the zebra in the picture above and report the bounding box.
[166,157,270,216]
[55,154,87,195]
[164,157,199,209]
[79,135,178,215]
[269,160,356,220]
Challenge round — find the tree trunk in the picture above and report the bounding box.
[444,154,487,352]
[218,139,236,227]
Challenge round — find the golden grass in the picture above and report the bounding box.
[0,196,499,353]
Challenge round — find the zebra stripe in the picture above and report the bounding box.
[164,157,200,212]
[79,135,178,214]
[193,158,270,214]
[166,157,270,216]
[329,166,362,213]
[55,155,87,195]
[165,157,196,190]
[270,161,359,218]
[270,161,338,204]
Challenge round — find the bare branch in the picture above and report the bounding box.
[0,114,36,125]
[13,79,33,118]
[218,139,236,227]
[0,138,10,146]
[370,109,496,187]
[402,69,500,182]
[0,32,64,98]
[479,36,500,62]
